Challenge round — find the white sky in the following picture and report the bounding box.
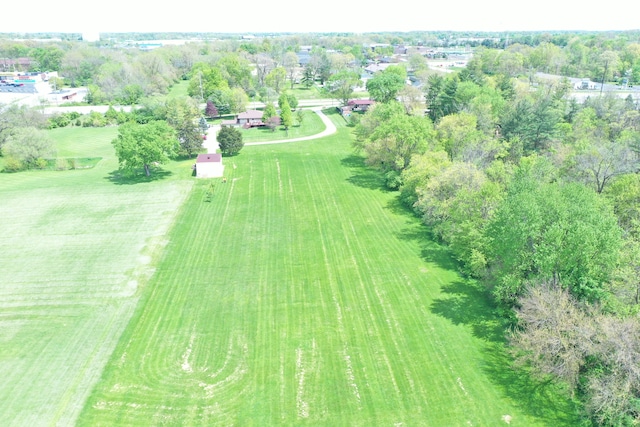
[4,0,640,34]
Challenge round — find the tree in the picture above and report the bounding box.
[510,283,640,426]
[424,73,445,121]
[216,53,253,91]
[326,70,361,105]
[309,48,331,85]
[112,121,178,176]
[413,161,502,273]
[262,103,277,123]
[280,98,293,130]
[217,125,244,156]
[165,98,203,158]
[205,101,219,119]
[509,283,597,392]
[31,46,64,71]
[354,100,406,142]
[2,127,56,168]
[283,51,300,89]
[281,91,298,110]
[397,85,424,116]
[208,89,232,116]
[500,93,563,153]
[486,175,622,306]
[436,112,484,162]
[188,63,229,100]
[570,137,638,194]
[301,64,315,88]
[264,66,287,93]
[366,65,406,103]
[228,87,250,114]
[199,117,208,134]
[356,109,435,179]
[399,150,451,207]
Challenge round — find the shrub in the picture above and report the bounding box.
[34,158,49,169]
[2,157,24,172]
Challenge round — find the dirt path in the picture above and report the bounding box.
[203,107,337,153]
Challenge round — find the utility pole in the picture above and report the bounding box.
[600,60,608,96]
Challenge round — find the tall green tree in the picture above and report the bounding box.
[301,65,315,88]
[283,51,300,89]
[356,109,435,179]
[165,98,203,158]
[500,94,563,153]
[264,66,287,93]
[188,63,229,100]
[112,121,178,176]
[280,98,293,130]
[326,70,361,106]
[486,171,622,305]
[262,103,277,123]
[365,65,406,103]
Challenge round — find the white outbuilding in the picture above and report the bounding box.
[195,153,224,178]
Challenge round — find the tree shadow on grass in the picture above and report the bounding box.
[340,154,390,192]
[430,274,584,424]
[394,216,459,273]
[431,278,583,423]
[394,201,583,425]
[483,343,584,425]
[105,168,173,185]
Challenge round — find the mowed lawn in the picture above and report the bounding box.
[78,114,580,426]
[239,110,326,144]
[0,126,193,426]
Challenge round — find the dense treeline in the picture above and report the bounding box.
[3,30,640,109]
[354,46,640,425]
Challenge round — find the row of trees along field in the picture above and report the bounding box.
[3,31,640,109]
[352,49,640,425]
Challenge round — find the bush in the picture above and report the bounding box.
[2,157,24,172]
[34,158,49,169]
[56,158,69,170]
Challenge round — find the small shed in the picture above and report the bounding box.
[195,153,224,178]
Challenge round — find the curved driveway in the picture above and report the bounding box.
[204,107,337,153]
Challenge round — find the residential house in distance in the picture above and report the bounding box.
[222,110,264,128]
[338,99,375,117]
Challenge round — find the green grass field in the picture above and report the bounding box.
[0,127,194,426]
[75,115,578,425]
[0,116,580,426]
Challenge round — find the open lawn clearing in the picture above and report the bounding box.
[0,127,193,426]
[78,117,580,425]
[239,109,326,143]
[50,126,119,159]
[166,80,190,99]
[288,85,325,100]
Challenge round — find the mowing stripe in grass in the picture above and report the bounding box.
[0,127,193,426]
[77,121,581,426]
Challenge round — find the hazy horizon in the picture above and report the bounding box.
[5,0,639,35]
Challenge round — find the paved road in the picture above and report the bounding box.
[203,107,337,153]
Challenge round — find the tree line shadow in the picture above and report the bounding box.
[392,195,583,425]
[340,154,391,192]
